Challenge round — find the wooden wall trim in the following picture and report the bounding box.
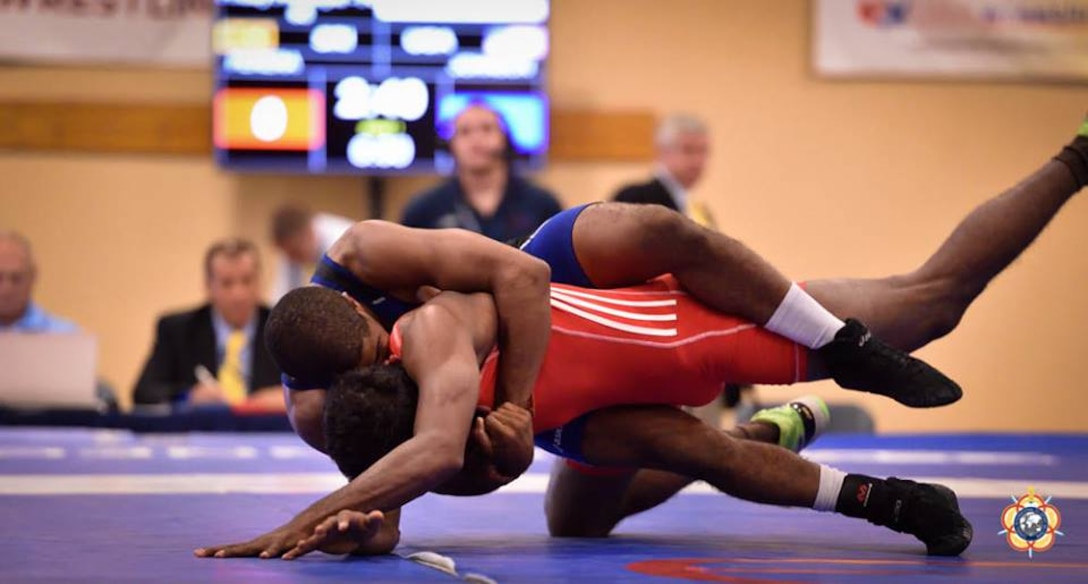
[550,109,656,162]
[0,102,654,163]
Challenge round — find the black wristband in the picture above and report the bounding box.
[1054,137,1088,190]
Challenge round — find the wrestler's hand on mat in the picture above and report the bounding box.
[481,402,535,478]
[282,510,386,559]
[194,522,312,559]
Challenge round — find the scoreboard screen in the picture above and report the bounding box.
[213,0,550,174]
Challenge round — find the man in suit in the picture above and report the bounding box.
[612,113,715,228]
[133,238,284,411]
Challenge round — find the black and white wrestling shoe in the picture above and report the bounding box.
[818,319,963,408]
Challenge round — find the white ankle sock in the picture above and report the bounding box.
[813,465,846,512]
[764,283,845,349]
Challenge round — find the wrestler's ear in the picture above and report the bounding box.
[340,291,369,317]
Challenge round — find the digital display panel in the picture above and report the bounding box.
[213,0,550,174]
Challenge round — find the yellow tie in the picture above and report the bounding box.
[218,330,248,404]
[301,261,317,280]
[687,200,718,230]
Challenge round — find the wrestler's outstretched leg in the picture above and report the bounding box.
[573,405,972,556]
[567,203,960,407]
[546,397,824,538]
[806,122,1086,354]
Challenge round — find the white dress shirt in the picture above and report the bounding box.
[654,166,688,214]
[271,213,355,303]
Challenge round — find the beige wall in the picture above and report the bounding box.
[2,0,1086,431]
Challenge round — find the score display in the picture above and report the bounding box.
[213,0,550,174]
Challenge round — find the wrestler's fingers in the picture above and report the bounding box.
[339,510,384,536]
[472,417,494,457]
[282,539,318,560]
[484,410,517,438]
[491,404,531,428]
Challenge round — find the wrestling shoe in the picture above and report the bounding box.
[818,319,962,408]
[872,478,974,556]
[750,396,830,453]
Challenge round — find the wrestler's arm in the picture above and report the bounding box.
[431,403,535,497]
[424,291,535,491]
[196,304,480,560]
[338,221,550,413]
[286,222,548,458]
[431,470,506,497]
[291,302,480,512]
[286,387,327,453]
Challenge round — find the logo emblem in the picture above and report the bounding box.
[857,1,912,28]
[1000,487,1063,557]
[856,483,871,505]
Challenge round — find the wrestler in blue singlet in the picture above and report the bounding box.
[283,204,599,390]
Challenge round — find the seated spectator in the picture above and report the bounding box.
[0,230,78,333]
[269,205,354,303]
[133,238,283,411]
[613,113,717,228]
[401,103,562,242]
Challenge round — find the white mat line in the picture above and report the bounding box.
[0,473,348,495]
[0,446,1066,466]
[498,474,1088,500]
[0,447,65,459]
[1,472,1086,499]
[804,450,1058,466]
[662,476,1088,500]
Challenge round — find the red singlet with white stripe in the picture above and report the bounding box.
[391,276,807,432]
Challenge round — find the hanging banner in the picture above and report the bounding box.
[0,0,213,67]
[815,0,1088,81]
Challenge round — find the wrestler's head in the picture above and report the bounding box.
[323,364,418,478]
[265,286,389,388]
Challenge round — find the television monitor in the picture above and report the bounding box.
[212,0,550,174]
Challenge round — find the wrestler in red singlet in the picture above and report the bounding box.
[390,275,808,433]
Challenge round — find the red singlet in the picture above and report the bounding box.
[390,276,807,432]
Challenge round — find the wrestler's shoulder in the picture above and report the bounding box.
[327,220,420,261]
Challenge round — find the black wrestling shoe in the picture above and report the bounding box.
[817,319,962,408]
[874,478,974,557]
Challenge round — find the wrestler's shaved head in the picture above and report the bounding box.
[266,287,369,387]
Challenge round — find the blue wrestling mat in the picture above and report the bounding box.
[1,428,1085,583]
